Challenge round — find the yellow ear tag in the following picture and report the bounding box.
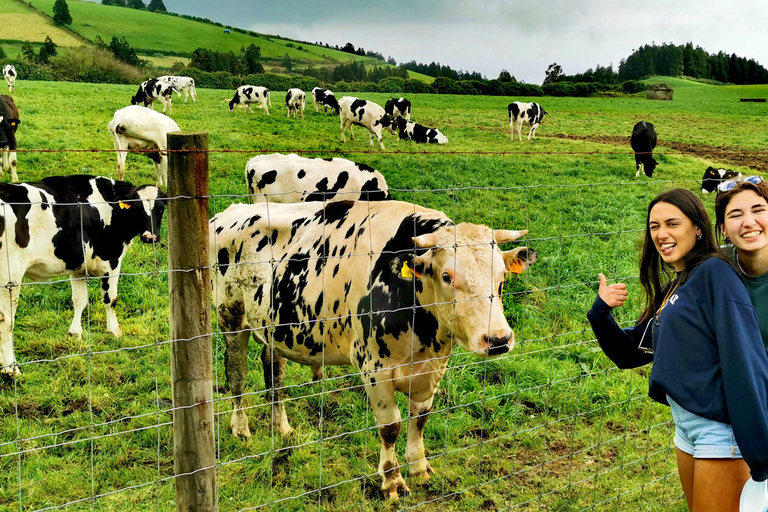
[401,261,414,278]
[119,202,131,210]
[508,261,524,274]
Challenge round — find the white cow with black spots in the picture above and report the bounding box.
[338,96,395,150]
[156,75,197,103]
[229,85,271,115]
[285,88,305,119]
[508,101,547,142]
[3,65,16,92]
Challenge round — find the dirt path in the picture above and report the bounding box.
[550,133,768,170]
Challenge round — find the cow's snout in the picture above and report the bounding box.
[140,232,159,244]
[484,333,512,356]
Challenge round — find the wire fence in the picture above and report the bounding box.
[0,143,727,511]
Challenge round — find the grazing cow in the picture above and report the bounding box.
[229,85,271,115]
[3,65,16,92]
[131,78,177,114]
[285,88,305,119]
[0,175,166,376]
[108,105,180,187]
[701,167,742,194]
[0,95,21,183]
[156,75,197,103]
[394,116,448,144]
[210,200,537,497]
[631,120,658,178]
[385,98,411,121]
[311,87,339,114]
[508,102,547,142]
[338,96,396,150]
[245,153,391,203]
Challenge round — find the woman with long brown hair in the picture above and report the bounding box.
[588,188,768,511]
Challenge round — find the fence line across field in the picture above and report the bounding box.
[0,139,703,511]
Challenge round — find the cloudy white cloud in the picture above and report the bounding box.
[92,0,768,83]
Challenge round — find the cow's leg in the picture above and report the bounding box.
[191,88,197,103]
[340,119,348,142]
[9,149,17,183]
[406,396,435,480]
[0,148,7,177]
[366,378,408,498]
[99,271,122,338]
[517,120,524,142]
[113,137,128,181]
[67,276,88,338]
[261,345,293,435]
[509,121,514,142]
[263,101,269,116]
[528,123,537,140]
[224,329,252,437]
[247,104,254,114]
[0,281,21,377]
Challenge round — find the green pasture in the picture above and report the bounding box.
[23,0,378,66]
[1,77,766,511]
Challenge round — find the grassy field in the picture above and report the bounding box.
[0,77,766,511]
[0,0,82,47]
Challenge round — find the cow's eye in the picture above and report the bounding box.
[442,272,451,285]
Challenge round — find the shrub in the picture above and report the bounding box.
[49,46,143,84]
[622,80,646,94]
[431,77,461,94]
[377,77,405,93]
[403,79,431,94]
[332,80,352,92]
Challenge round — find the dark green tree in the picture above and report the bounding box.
[147,0,166,11]
[53,0,73,25]
[102,0,126,6]
[108,36,141,66]
[38,36,58,64]
[127,0,145,9]
[543,63,563,84]
[241,44,263,74]
[281,54,293,73]
[0,46,5,60]
[498,69,515,83]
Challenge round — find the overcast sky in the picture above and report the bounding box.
[109,0,768,83]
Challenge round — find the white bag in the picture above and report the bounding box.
[740,478,768,511]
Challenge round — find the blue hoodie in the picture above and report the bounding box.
[587,256,768,481]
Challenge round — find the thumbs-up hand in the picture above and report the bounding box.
[598,273,628,308]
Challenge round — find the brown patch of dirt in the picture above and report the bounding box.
[550,133,768,170]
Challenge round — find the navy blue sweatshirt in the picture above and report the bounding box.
[587,257,768,481]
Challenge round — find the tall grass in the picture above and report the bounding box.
[49,45,145,83]
[1,78,766,511]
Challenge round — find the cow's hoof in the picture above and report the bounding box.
[1,364,21,378]
[67,330,82,339]
[381,480,410,500]
[108,327,123,338]
[409,461,434,481]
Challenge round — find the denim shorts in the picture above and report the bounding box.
[667,395,742,459]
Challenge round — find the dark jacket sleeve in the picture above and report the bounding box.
[587,294,654,369]
[715,298,768,482]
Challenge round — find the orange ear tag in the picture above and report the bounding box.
[119,202,131,210]
[508,261,524,274]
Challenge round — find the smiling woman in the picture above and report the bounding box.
[588,188,768,511]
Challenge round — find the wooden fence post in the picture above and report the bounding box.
[167,132,217,511]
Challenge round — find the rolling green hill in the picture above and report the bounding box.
[1,0,433,81]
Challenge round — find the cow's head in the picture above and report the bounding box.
[400,223,537,357]
[701,167,742,194]
[641,158,658,178]
[123,185,167,243]
[228,93,240,111]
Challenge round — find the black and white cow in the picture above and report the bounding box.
[285,88,305,119]
[508,101,547,142]
[0,94,21,183]
[3,65,16,92]
[210,200,537,497]
[131,78,177,114]
[245,153,391,203]
[631,120,658,178]
[311,87,339,115]
[701,167,742,194]
[108,105,180,187]
[338,96,396,150]
[394,116,448,144]
[385,97,411,121]
[0,175,166,376]
[229,85,271,114]
[156,75,197,103]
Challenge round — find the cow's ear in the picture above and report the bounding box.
[494,229,527,244]
[503,247,538,274]
[392,254,427,281]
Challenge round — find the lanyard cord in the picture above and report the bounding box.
[655,281,680,323]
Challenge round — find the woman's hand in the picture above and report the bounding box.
[598,273,628,308]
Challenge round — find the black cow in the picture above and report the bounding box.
[701,167,742,194]
[631,120,658,178]
[394,116,448,144]
[131,78,177,114]
[0,94,20,182]
[0,175,166,377]
[385,97,411,121]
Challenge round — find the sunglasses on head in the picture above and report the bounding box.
[717,175,764,193]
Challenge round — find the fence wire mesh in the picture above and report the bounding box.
[0,146,721,512]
